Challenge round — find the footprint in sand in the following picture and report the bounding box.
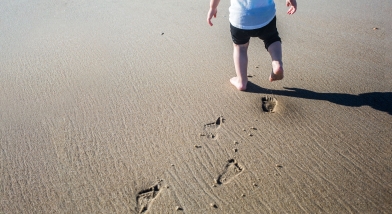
[261,96,277,112]
[202,116,224,140]
[136,183,162,213]
[215,159,244,185]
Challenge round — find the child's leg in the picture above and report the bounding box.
[231,42,249,91]
[267,41,284,82]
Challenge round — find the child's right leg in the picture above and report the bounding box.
[267,41,284,82]
[231,42,249,91]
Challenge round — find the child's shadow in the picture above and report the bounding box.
[246,82,392,115]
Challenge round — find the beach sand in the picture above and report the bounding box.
[1,0,391,213]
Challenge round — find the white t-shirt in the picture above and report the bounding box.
[229,0,276,30]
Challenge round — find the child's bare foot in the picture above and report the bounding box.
[269,61,284,82]
[230,77,247,91]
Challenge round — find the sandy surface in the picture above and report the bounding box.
[1,0,391,213]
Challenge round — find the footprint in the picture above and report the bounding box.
[203,116,224,140]
[136,183,162,213]
[261,96,277,112]
[216,159,244,185]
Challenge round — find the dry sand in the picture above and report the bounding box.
[1,0,391,213]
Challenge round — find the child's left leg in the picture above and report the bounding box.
[231,42,249,91]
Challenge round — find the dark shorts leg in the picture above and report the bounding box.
[257,16,281,50]
[230,16,281,49]
[230,24,251,45]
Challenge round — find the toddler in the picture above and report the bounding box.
[207,0,297,91]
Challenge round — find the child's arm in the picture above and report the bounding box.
[286,0,297,15]
[207,0,221,26]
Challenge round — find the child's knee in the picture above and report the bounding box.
[234,43,249,50]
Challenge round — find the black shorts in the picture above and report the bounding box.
[230,16,281,49]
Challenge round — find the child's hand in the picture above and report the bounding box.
[286,0,297,15]
[207,8,218,26]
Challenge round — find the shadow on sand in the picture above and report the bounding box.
[246,82,392,115]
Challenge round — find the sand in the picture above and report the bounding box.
[1,0,391,213]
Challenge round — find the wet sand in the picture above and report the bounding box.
[1,0,391,213]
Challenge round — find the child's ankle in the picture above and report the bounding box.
[230,76,247,91]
